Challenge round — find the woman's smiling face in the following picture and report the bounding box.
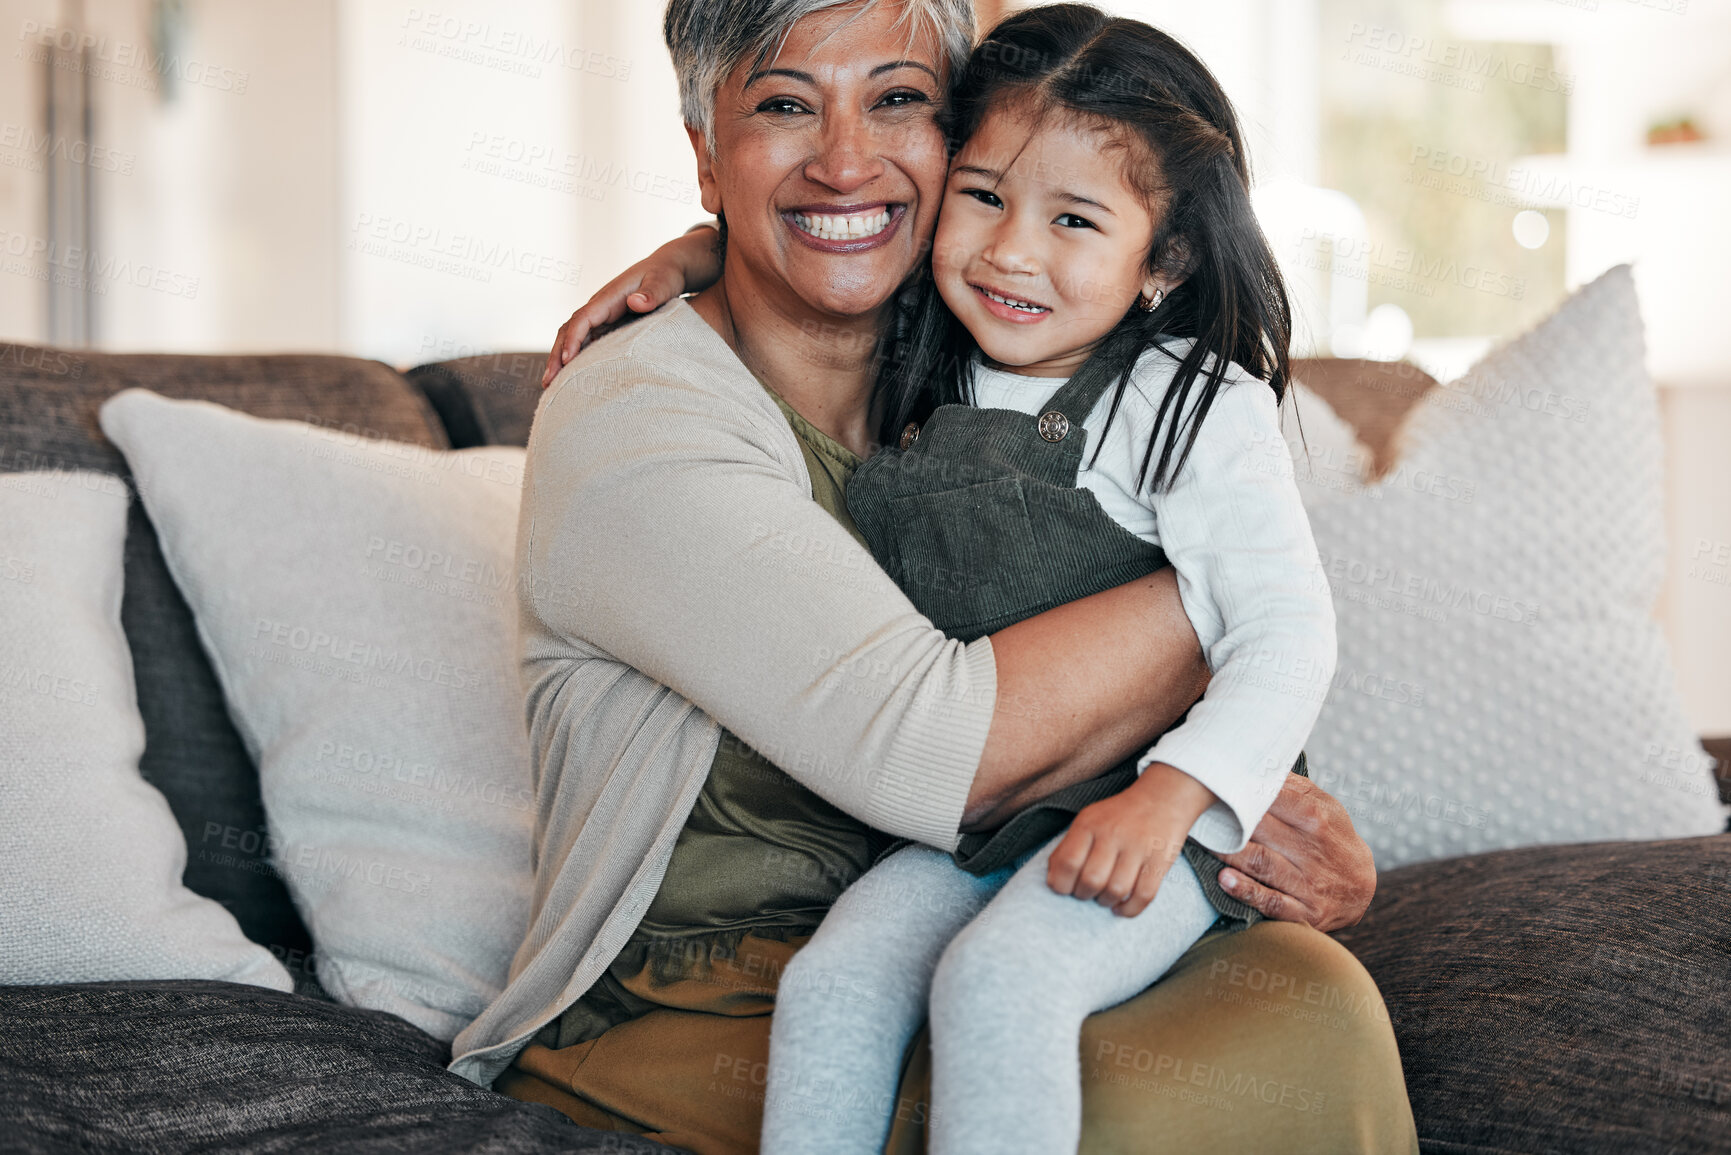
[695,2,950,321]
[932,103,1168,378]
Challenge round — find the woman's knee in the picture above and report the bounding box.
[1074,921,1416,1155]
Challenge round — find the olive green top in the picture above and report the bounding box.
[543,386,890,1049]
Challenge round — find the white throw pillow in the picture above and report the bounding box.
[99,391,533,1041]
[1290,266,1727,869]
[0,470,291,989]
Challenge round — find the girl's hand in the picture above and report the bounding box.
[1047,762,1217,918]
[1215,772,1376,932]
[540,225,723,387]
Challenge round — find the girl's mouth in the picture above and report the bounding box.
[783,204,905,253]
[971,282,1052,323]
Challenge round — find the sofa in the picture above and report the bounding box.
[0,338,1727,1155]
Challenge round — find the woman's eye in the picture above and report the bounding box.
[962,188,1003,209]
[1056,213,1097,230]
[756,97,810,116]
[877,89,930,109]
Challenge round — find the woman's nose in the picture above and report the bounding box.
[803,108,886,194]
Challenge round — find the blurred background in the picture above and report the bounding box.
[2,0,1729,721]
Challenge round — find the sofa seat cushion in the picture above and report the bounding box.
[1333,835,1731,1155]
[0,980,664,1154]
[0,347,448,968]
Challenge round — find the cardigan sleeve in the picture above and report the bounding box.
[521,326,996,850]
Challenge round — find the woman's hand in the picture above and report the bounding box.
[1214,773,1375,933]
[540,225,723,386]
[1047,762,1217,918]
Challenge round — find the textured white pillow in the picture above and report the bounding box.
[0,471,291,989]
[1293,266,1727,869]
[99,391,533,1041]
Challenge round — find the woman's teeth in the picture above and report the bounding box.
[792,208,893,242]
[981,286,1048,314]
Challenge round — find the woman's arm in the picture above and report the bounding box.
[530,341,1209,851]
[965,566,1209,829]
[541,225,722,385]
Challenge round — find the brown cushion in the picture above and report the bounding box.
[0,345,446,976]
[1333,835,1731,1154]
[1289,357,1439,476]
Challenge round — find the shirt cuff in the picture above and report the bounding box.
[1136,726,1283,856]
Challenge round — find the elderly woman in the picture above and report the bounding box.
[452,1,1417,1152]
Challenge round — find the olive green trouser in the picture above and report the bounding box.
[496,919,1418,1154]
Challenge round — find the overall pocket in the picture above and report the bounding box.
[888,477,1043,640]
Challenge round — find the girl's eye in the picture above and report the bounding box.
[1056,213,1097,230]
[962,188,1003,209]
[756,97,810,116]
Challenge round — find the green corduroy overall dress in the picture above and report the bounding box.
[847,353,1306,927]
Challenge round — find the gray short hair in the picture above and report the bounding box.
[664,0,975,149]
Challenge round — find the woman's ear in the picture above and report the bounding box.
[686,125,724,217]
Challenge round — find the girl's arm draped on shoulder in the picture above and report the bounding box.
[541,225,723,386]
[527,338,1209,846]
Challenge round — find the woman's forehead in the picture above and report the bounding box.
[749,0,944,81]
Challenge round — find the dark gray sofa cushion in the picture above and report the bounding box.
[406,353,544,450]
[0,980,665,1154]
[0,346,448,968]
[1333,835,1731,1155]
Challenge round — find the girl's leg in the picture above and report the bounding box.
[926,841,1220,1155]
[761,844,1009,1155]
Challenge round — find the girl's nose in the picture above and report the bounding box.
[804,108,886,194]
[981,221,1039,278]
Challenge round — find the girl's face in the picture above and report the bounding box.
[932,104,1169,377]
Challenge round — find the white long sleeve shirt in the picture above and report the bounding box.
[970,341,1336,855]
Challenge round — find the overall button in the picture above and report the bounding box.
[1038,411,1070,442]
[899,421,921,450]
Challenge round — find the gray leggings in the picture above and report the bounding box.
[761,838,1221,1155]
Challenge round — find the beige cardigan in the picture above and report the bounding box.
[449,300,998,1087]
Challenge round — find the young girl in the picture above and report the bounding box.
[757,8,1333,1153]
[548,7,1332,1151]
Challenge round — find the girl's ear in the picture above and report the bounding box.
[1144,233,1195,300]
[687,124,724,217]
[1142,269,1185,301]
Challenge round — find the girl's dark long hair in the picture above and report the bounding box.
[876,3,1293,494]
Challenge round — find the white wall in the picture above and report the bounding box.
[338,0,582,364]
[0,0,342,352]
[0,0,700,364]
